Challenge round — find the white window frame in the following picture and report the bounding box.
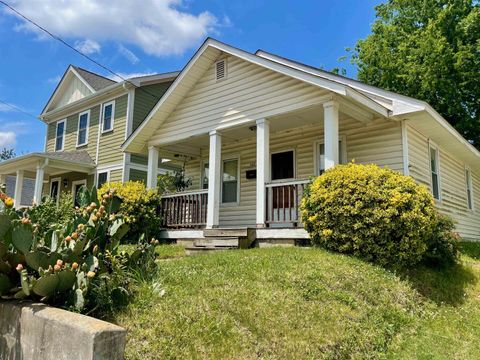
[270,148,296,183]
[96,171,110,188]
[76,110,90,147]
[220,156,240,206]
[313,135,347,176]
[49,177,61,204]
[200,160,209,190]
[101,100,115,134]
[71,179,87,206]
[429,141,441,201]
[465,167,474,211]
[55,119,67,152]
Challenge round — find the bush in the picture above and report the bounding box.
[157,170,192,194]
[97,181,162,242]
[0,186,140,311]
[301,163,459,268]
[424,214,460,266]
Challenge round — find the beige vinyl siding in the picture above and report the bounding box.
[97,95,128,166]
[151,54,331,144]
[129,168,147,183]
[184,118,403,227]
[407,125,480,240]
[109,169,123,182]
[46,105,100,162]
[133,82,172,131]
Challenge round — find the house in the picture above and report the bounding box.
[123,38,480,243]
[0,65,179,207]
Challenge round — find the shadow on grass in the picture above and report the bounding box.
[460,241,480,260]
[400,261,477,306]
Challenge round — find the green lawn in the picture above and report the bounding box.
[113,244,480,359]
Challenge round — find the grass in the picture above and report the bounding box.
[110,243,480,359]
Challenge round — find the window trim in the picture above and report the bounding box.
[220,156,240,206]
[270,148,296,183]
[465,166,474,211]
[49,177,61,204]
[429,141,442,202]
[101,100,115,134]
[76,110,90,147]
[55,119,67,152]
[96,171,110,188]
[313,135,347,176]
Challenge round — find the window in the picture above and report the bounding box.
[430,144,440,200]
[72,180,87,207]
[466,168,474,210]
[222,159,238,203]
[316,139,345,175]
[102,101,115,133]
[77,111,89,146]
[202,162,209,189]
[271,150,294,180]
[55,119,66,151]
[97,172,108,189]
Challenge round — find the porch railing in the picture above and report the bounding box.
[265,179,309,227]
[161,190,208,228]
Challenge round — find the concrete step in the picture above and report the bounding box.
[193,237,239,247]
[203,228,248,238]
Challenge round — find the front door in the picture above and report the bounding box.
[71,180,87,207]
[270,150,296,226]
[50,178,60,203]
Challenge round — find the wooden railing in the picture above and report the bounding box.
[265,179,309,227]
[161,190,208,228]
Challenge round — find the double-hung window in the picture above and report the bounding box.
[316,139,345,175]
[429,144,440,200]
[222,159,239,203]
[97,172,109,189]
[77,110,89,147]
[102,101,115,133]
[55,119,66,151]
[466,168,474,210]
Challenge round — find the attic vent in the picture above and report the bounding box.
[215,59,227,81]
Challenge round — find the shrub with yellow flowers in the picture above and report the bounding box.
[97,181,162,242]
[301,163,459,268]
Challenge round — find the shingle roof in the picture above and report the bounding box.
[44,150,96,166]
[72,66,117,91]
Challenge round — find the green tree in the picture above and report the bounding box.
[353,0,480,147]
[0,148,15,161]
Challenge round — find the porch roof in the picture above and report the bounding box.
[0,150,95,176]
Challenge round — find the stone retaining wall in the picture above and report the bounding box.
[0,301,126,360]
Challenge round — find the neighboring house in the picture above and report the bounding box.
[0,65,179,207]
[123,38,480,242]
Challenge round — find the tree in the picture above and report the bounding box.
[353,0,480,148]
[0,148,15,161]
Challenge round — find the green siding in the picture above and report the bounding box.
[130,154,148,166]
[129,168,147,183]
[132,82,172,131]
[109,169,123,182]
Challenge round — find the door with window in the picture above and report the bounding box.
[50,178,60,203]
[72,180,86,207]
[270,150,296,225]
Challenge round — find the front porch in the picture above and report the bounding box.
[149,97,400,236]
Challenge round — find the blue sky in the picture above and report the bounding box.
[0,0,380,154]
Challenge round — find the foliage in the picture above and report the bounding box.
[301,163,459,268]
[352,0,480,148]
[424,213,460,266]
[0,185,155,313]
[157,170,192,194]
[27,193,75,239]
[97,181,162,242]
[0,148,15,161]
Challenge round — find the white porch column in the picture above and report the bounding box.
[256,119,270,227]
[206,130,222,229]
[13,170,24,209]
[323,100,339,169]
[147,145,159,189]
[33,163,45,205]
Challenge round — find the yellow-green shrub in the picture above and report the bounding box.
[301,163,458,268]
[98,181,162,242]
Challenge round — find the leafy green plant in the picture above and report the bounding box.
[301,163,459,268]
[97,181,162,242]
[0,185,155,312]
[157,170,192,194]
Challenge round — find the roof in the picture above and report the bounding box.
[72,66,117,91]
[42,150,96,166]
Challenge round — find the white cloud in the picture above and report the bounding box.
[47,75,62,84]
[108,72,157,82]
[74,39,101,55]
[5,0,225,56]
[0,132,16,148]
[0,103,14,112]
[118,44,139,64]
